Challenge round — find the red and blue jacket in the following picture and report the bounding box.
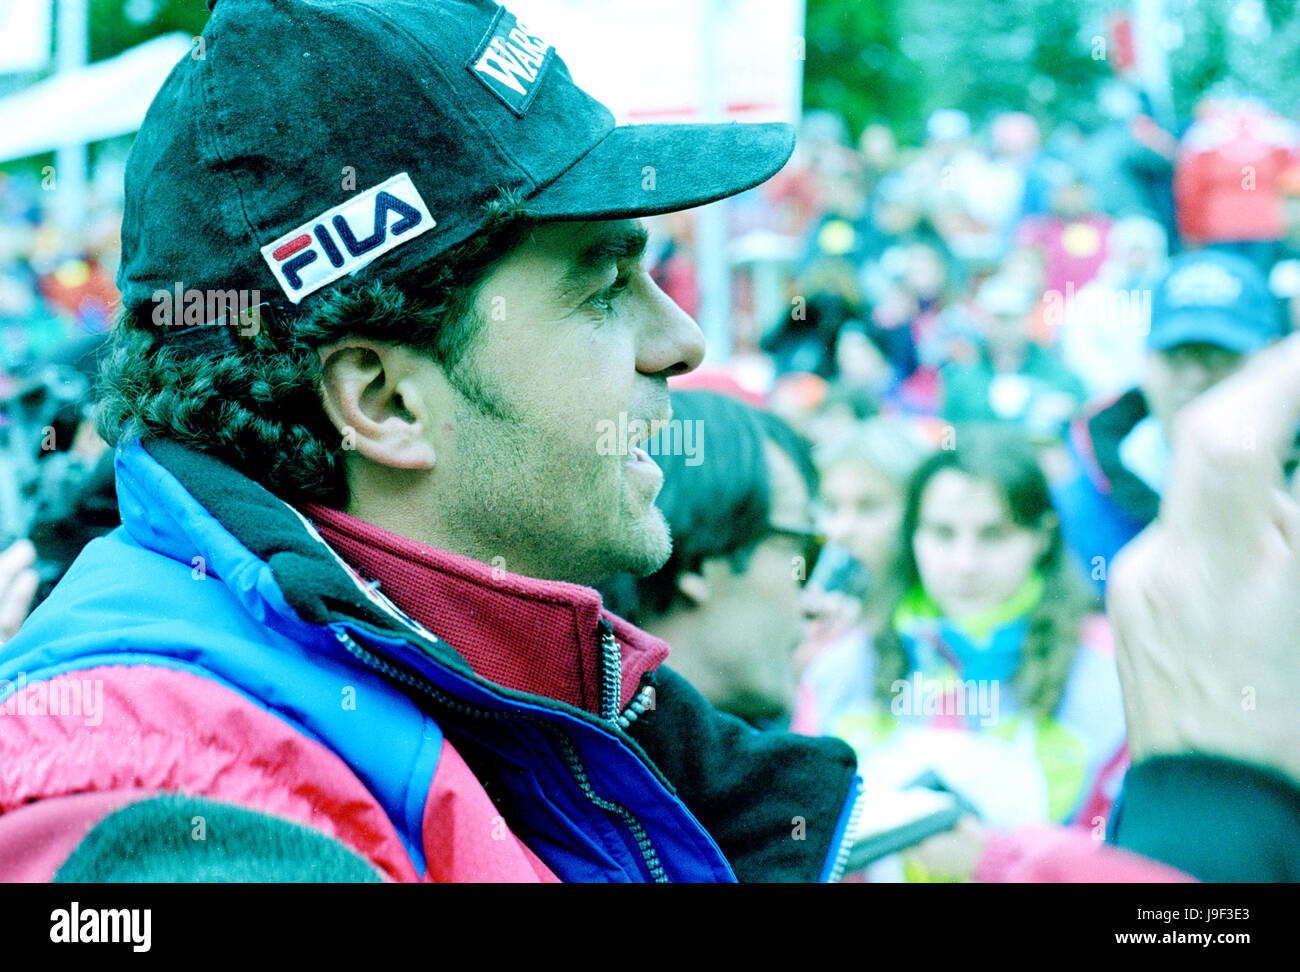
[0,436,862,882]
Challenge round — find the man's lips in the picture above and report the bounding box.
[628,413,672,452]
[625,443,663,493]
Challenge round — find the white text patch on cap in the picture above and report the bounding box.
[469,8,553,115]
[261,173,435,304]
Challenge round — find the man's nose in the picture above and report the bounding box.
[636,277,706,377]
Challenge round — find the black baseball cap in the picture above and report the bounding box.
[118,0,795,337]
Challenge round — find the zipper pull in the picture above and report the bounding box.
[597,617,621,725]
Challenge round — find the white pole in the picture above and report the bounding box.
[1133,0,1174,131]
[695,0,731,362]
[53,0,89,230]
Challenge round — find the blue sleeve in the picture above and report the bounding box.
[1050,473,1139,596]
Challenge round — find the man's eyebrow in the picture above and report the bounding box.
[556,224,649,298]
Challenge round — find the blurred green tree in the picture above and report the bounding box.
[804,0,1108,145]
[88,0,208,63]
[804,0,1300,147]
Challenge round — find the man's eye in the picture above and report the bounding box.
[587,272,632,313]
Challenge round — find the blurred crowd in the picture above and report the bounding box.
[622,82,1300,877]
[0,172,121,377]
[2,76,1300,881]
[0,170,120,612]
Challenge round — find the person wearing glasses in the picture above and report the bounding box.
[598,390,823,729]
[793,417,934,679]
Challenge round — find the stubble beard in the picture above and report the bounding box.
[442,358,672,584]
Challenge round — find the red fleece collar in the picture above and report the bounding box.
[300,504,669,716]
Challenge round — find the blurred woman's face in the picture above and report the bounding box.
[819,460,905,582]
[911,469,1050,621]
[903,246,946,300]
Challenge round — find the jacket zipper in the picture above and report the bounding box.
[825,776,866,883]
[334,628,670,882]
[597,618,621,724]
[552,734,668,882]
[599,618,656,730]
[591,620,671,879]
[617,684,656,730]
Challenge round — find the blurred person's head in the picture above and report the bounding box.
[1049,174,1095,219]
[858,124,898,171]
[991,112,1041,162]
[925,109,971,149]
[814,417,932,592]
[1192,95,1228,121]
[0,272,39,322]
[819,168,868,221]
[0,222,37,271]
[1105,215,1168,280]
[833,324,894,393]
[800,110,851,153]
[797,260,864,308]
[872,175,923,236]
[1142,251,1282,440]
[800,110,853,174]
[1098,80,1141,122]
[767,371,829,437]
[999,246,1047,296]
[764,288,861,385]
[975,276,1034,363]
[902,243,948,303]
[602,390,819,723]
[875,425,1095,717]
[805,377,880,449]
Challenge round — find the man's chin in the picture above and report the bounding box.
[611,508,672,578]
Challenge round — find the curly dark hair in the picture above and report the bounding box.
[96,195,535,507]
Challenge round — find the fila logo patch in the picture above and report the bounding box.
[469,9,553,115]
[260,173,435,303]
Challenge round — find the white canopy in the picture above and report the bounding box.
[507,0,803,124]
[0,32,191,163]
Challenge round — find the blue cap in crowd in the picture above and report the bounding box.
[1147,250,1281,354]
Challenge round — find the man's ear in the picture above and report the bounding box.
[317,339,437,470]
[675,571,711,607]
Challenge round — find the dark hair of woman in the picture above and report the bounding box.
[873,424,1098,719]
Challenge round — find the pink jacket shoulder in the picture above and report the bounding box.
[0,664,556,882]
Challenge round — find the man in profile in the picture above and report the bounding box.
[0,0,861,882]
